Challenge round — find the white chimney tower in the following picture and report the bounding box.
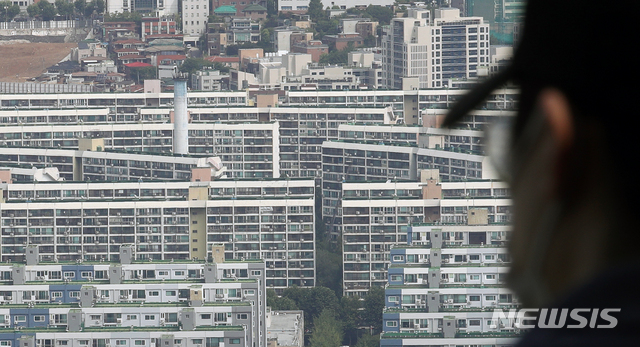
[173,73,189,155]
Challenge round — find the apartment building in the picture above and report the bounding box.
[182,0,209,39]
[0,122,279,179]
[107,0,179,16]
[382,7,490,89]
[0,88,517,129]
[337,178,511,296]
[379,224,520,346]
[0,255,266,347]
[321,140,498,241]
[0,179,315,293]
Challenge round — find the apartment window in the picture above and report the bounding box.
[33,315,45,322]
[81,271,92,278]
[134,341,146,346]
[166,290,176,296]
[116,341,127,346]
[14,316,26,322]
[79,342,89,346]
[175,271,184,276]
[469,319,481,326]
[236,314,248,319]
[486,274,496,280]
[251,270,261,276]
[148,291,159,296]
[158,271,168,276]
[200,314,211,319]
[144,315,155,320]
[90,315,101,320]
[127,315,137,320]
[469,295,480,302]
[63,272,75,278]
[469,275,480,280]
[69,291,80,298]
[486,295,496,301]
[51,292,63,298]
[386,321,398,327]
[229,340,240,345]
[388,296,399,303]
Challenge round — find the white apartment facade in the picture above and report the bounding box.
[182,0,209,38]
[338,179,511,296]
[107,0,179,16]
[0,179,316,293]
[382,7,490,89]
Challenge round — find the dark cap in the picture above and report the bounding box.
[442,0,639,128]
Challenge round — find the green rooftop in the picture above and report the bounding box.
[242,4,266,11]
[214,5,237,14]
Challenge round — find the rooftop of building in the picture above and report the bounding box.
[380,331,522,339]
[214,5,237,14]
[0,325,245,333]
[267,311,303,347]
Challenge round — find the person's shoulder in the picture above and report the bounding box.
[517,325,639,347]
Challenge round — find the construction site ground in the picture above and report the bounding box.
[0,41,76,82]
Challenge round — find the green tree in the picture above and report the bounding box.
[266,0,277,17]
[307,0,324,22]
[178,58,213,75]
[38,0,57,21]
[74,0,86,15]
[94,0,104,13]
[319,43,355,65]
[365,5,393,25]
[129,66,157,83]
[362,286,384,333]
[266,289,298,310]
[213,62,230,74]
[340,296,362,345]
[27,3,41,18]
[316,248,341,296]
[354,334,380,347]
[56,0,74,19]
[282,286,339,328]
[309,310,343,347]
[0,1,20,21]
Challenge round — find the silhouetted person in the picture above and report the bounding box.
[444,0,640,345]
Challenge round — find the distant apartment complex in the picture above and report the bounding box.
[0,254,267,347]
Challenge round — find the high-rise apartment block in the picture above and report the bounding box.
[379,224,521,346]
[382,7,490,89]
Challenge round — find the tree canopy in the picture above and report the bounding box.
[38,0,57,21]
[309,310,343,347]
[178,58,214,75]
[362,285,385,333]
[0,1,20,21]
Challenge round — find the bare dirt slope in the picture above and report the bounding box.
[0,42,76,82]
